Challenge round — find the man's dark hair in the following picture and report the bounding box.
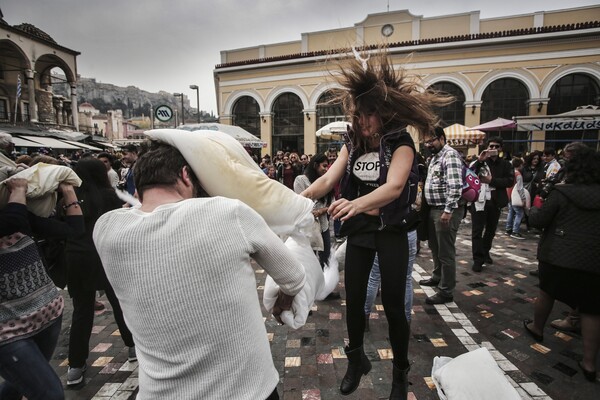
[543,147,556,156]
[486,136,503,147]
[121,144,138,154]
[97,152,114,162]
[134,141,206,200]
[433,125,446,141]
[511,157,523,168]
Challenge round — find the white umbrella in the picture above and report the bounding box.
[178,123,266,148]
[316,121,351,140]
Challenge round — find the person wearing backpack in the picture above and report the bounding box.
[505,157,530,239]
[469,137,514,272]
[419,126,464,305]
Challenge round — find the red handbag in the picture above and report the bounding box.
[532,195,544,208]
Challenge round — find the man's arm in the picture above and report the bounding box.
[443,152,463,214]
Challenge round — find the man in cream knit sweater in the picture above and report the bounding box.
[93,142,306,399]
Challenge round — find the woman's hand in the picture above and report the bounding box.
[329,198,360,222]
[4,178,28,205]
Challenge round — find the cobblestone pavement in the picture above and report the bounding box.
[50,215,599,399]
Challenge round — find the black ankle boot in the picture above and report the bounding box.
[389,361,410,400]
[340,346,371,395]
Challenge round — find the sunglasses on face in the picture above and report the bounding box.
[488,144,501,149]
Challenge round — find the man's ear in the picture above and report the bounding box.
[181,166,193,187]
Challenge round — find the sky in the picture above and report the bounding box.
[2,0,599,115]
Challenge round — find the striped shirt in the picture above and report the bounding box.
[424,144,463,213]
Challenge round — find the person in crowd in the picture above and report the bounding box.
[65,158,136,386]
[300,50,449,399]
[120,144,138,195]
[97,152,120,189]
[521,150,545,231]
[419,126,464,304]
[277,154,300,190]
[505,157,529,239]
[326,146,338,165]
[273,150,284,167]
[289,152,302,172]
[15,154,32,166]
[293,153,334,269]
[266,165,277,180]
[260,155,272,173]
[542,147,561,182]
[92,141,305,399]
[0,132,15,162]
[523,145,600,383]
[0,178,84,400]
[299,154,309,173]
[469,137,514,272]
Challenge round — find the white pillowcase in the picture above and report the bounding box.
[432,347,521,400]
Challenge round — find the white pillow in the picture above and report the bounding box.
[432,348,520,400]
[145,129,313,236]
[0,163,81,217]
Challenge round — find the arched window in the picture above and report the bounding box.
[481,78,529,155]
[546,74,600,150]
[232,96,260,137]
[272,93,304,153]
[316,91,345,155]
[547,73,599,115]
[429,82,465,125]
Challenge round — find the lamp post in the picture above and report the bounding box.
[189,84,200,123]
[173,92,184,126]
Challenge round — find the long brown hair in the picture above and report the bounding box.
[332,48,453,151]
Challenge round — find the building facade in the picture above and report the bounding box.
[0,16,80,131]
[214,6,600,156]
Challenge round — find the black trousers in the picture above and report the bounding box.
[344,229,409,369]
[68,284,134,368]
[471,202,502,266]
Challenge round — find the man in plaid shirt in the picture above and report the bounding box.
[419,126,464,304]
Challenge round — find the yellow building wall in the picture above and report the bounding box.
[224,47,260,63]
[363,22,413,44]
[265,42,302,57]
[480,16,534,33]
[544,8,600,25]
[420,15,471,39]
[306,29,355,52]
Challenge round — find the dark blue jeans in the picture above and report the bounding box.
[0,315,64,400]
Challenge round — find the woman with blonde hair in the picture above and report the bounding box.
[301,49,450,399]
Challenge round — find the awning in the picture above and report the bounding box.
[62,140,103,151]
[11,137,46,148]
[18,135,81,150]
[444,123,486,146]
[92,142,119,149]
[468,117,517,131]
[515,105,600,131]
[179,123,266,148]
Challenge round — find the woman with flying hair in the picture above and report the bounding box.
[301,49,451,399]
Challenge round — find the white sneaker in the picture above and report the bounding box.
[67,364,87,386]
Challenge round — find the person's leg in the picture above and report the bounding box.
[377,230,409,370]
[0,317,64,400]
[405,230,417,322]
[512,206,525,234]
[471,205,486,266]
[265,386,280,399]
[505,203,515,232]
[580,313,600,374]
[529,289,555,336]
[344,242,376,350]
[319,228,331,268]
[69,290,96,368]
[434,209,462,297]
[364,255,381,316]
[427,209,442,282]
[482,204,501,258]
[105,284,135,348]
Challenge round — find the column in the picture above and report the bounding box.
[463,101,482,127]
[70,84,79,131]
[528,98,549,152]
[260,112,273,156]
[303,109,317,156]
[26,69,38,122]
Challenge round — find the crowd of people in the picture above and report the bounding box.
[1,50,599,400]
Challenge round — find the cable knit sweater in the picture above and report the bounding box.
[93,197,306,400]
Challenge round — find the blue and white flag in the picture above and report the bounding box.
[16,74,21,99]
